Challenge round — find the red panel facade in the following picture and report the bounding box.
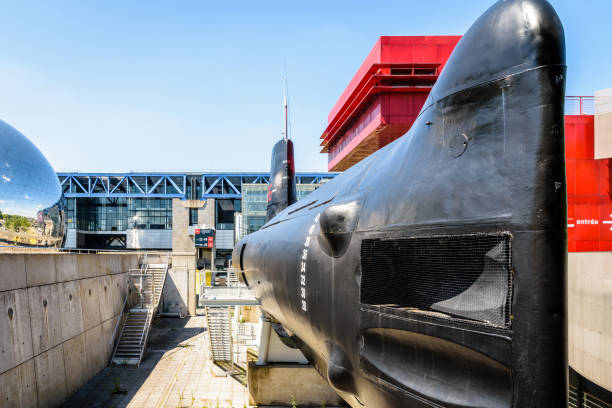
[565,115,612,252]
[321,36,461,171]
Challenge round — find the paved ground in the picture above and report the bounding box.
[62,316,249,408]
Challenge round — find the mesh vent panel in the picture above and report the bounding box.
[360,233,512,328]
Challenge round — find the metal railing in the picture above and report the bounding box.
[566,96,595,115]
[129,272,153,310]
[110,290,130,347]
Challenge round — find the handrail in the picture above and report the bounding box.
[138,311,150,349]
[140,253,148,274]
[110,282,130,346]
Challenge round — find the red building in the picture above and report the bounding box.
[565,102,612,251]
[320,36,461,172]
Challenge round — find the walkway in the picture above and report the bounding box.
[62,316,248,408]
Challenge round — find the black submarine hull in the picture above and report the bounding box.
[235,1,567,406]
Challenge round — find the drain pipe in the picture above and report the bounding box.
[256,313,272,365]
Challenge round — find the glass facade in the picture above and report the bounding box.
[65,198,76,229]
[216,199,240,230]
[74,197,172,231]
[58,173,336,249]
[239,184,320,239]
[297,184,319,201]
[127,198,172,230]
[240,185,267,238]
[65,180,326,247]
[77,198,128,231]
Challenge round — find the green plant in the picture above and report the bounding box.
[111,377,126,394]
[2,214,31,231]
[112,377,121,394]
[322,400,326,408]
[290,394,297,408]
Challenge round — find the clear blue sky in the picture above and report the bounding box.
[0,0,609,173]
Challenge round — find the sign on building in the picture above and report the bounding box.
[195,228,215,248]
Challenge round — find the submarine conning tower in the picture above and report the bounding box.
[235,0,567,407]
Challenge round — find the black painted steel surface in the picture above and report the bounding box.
[266,138,296,222]
[234,1,567,406]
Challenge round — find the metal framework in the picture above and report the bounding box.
[57,172,337,199]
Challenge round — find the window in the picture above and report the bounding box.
[189,208,198,226]
[126,198,172,230]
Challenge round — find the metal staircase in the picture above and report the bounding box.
[110,255,169,366]
[227,269,240,286]
[206,306,232,362]
[148,263,169,308]
[111,310,153,365]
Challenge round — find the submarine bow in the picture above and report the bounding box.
[234,0,567,406]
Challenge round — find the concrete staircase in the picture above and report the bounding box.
[206,306,232,362]
[110,257,169,366]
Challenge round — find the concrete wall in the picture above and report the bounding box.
[166,198,216,316]
[0,252,138,408]
[240,306,259,323]
[568,251,612,391]
[247,362,347,407]
[266,328,309,364]
[197,199,215,230]
[594,88,612,159]
[172,198,195,254]
[161,256,193,317]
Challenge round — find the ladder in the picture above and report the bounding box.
[111,256,169,366]
[206,306,232,362]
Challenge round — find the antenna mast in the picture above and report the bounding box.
[283,74,289,140]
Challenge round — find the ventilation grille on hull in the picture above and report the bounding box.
[360,233,512,328]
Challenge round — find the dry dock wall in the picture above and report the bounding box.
[0,252,138,408]
[247,362,347,407]
[568,251,612,392]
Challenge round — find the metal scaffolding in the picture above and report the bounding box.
[57,172,337,200]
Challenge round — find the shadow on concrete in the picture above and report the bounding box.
[160,269,188,316]
[214,361,247,386]
[61,317,205,408]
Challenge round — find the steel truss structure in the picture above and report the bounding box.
[57,172,337,200]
